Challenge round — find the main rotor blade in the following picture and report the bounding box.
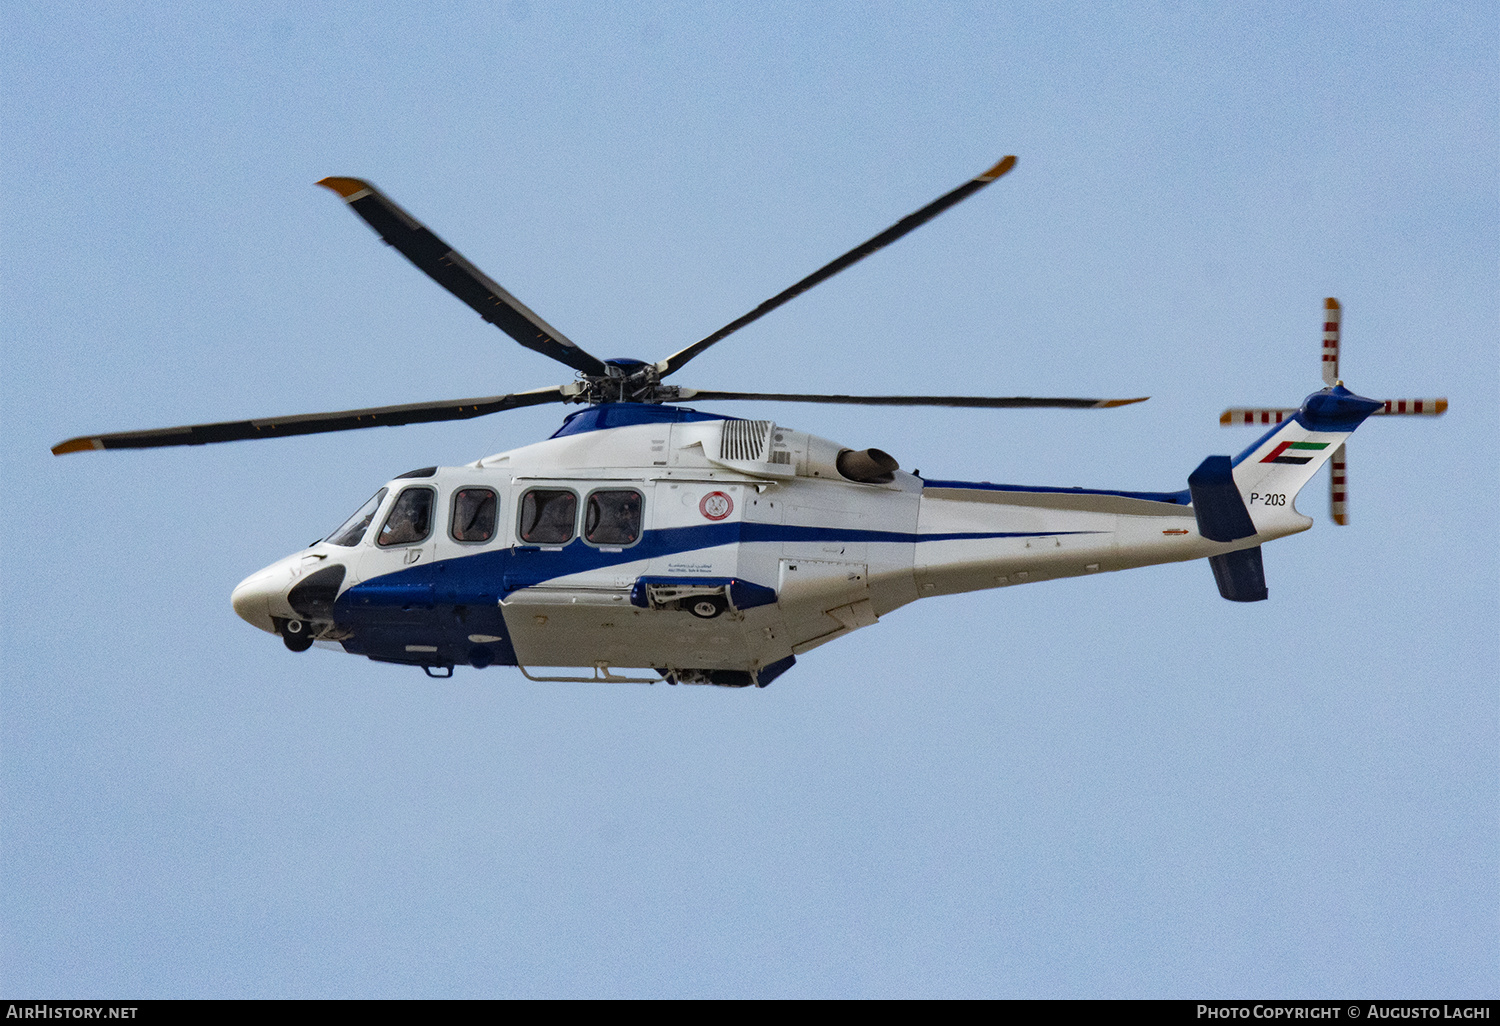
[317,178,609,377]
[656,156,1019,378]
[668,389,1147,409]
[51,386,568,454]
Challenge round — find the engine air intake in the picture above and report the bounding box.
[720,420,774,462]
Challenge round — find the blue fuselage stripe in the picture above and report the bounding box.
[343,521,1105,604]
[331,508,1108,666]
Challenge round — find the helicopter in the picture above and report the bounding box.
[51,157,1447,686]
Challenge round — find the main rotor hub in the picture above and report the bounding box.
[573,359,663,406]
[602,358,650,377]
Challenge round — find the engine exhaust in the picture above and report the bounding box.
[836,447,899,484]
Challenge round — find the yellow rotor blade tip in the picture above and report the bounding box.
[1325,297,1340,310]
[316,177,371,198]
[977,155,1018,182]
[52,437,102,455]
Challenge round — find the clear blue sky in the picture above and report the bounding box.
[3,0,1495,998]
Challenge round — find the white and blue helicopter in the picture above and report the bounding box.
[52,157,1446,685]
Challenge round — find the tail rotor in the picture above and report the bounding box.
[1321,297,1342,385]
[1220,297,1447,525]
[1374,398,1449,417]
[1329,442,1348,525]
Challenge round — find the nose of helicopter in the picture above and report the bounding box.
[231,559,296,634]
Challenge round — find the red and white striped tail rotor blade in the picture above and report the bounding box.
[1329,443,1348,526]
[1373,398,1449,416]
[1219,407,1298,426]
[1321,297,1341,385]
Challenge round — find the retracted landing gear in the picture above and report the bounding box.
[687,595,727,619]
[631,578,763,619]
[659,655,798,689]
[659,666,764,688]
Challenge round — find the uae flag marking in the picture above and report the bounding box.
[1260,440,1329,465]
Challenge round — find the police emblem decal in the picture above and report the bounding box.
[699,491,733,521]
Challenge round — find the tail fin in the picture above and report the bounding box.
[1228,385,1382,536]
[1189,385,1382,603]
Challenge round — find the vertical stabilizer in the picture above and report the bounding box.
[1230,386,1381,536]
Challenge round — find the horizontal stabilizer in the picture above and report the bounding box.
[1209,546,1268,602]
[1187,455,1257,542]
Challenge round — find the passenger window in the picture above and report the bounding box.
[519,489,577,544]
[450,488,497,543]
[585,489,643,546]
[377,487,434,547]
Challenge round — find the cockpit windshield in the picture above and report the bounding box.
[326,488,388,547]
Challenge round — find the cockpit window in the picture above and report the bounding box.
[585,489,643,546]
[327,488,388,547]
[451,488,497,543]
[518,489,577,545]
[378,487,435,547]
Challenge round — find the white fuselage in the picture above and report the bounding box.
[231,410,1303,683]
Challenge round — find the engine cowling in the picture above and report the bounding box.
[776,429,899,484]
